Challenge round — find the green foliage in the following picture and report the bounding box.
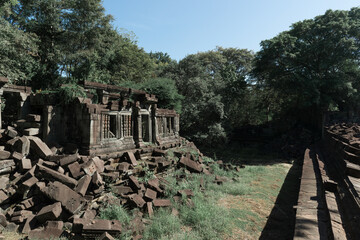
[143,208,182,240]
[179,194,231,240]
[0,18,39,85]
[253,8,360,130]
[159,47,254,146]
[98,204,131,225]
[7,0,156,89]
[140,78,183,113]
[58,84,86,104]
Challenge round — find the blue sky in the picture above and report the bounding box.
[103,0,360,61]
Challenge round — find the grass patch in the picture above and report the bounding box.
[143,209,182,240]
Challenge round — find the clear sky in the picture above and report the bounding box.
[102,0,360,61]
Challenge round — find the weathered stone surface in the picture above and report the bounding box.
[129,175,141,190]
[179,156,202,173]
[75,175,91,196]
[28,136,53,159]
[0,176,9,190]
[112,186,133,195]
[59,154,79,166]
[23,128,40,136]
[68,161,83,179]
[73,218,122,234]
[37,164,77,188]
[82,209,96,220]
[22,215,37,234]
[92,171,104,187]
[129,194,146,208]
[13,136,30,156]
[153,199,171,207]
[118,162,130,172]
[28,220,64,239]
[147,178,163,193]
[42,181,86,214]
[144,188,157,201]
[0,212,8,227]
[92,157,105,173]
[11,151,23,161]
[124,152,138,166]
[99,231,116,240]
[82,159,97,176]
[36,202,62,223]
[5,126,18,138]
[20,158,32,171]
[0,160,15,170]
[146,202,153,218]
[0,151,11,160]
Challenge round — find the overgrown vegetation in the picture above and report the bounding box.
[98,147,290,239]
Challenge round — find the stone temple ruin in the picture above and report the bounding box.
[1,79,181,156]
[0,77,225,239]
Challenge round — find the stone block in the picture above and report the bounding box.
[0,212,8,227]
[23,128,40,136]
[129,194,146,208]
[118,162,130,172]
[75,175,91,196]
[129,175,141,190]
[28,220,64,239]
[179,156,202,173]
[124,151,138,166]
[12,151,24,161]
[0,160,15,170]
[92,171,104,187]
[99,232,115,240]
[72,218,122,235]
[0,151,10,160]
[28,136,53,159]
[92,157,105,173]
[82,209,96,220]
[147,178,163,193]
[144,188,157,201]
[5,126,17,138]
[112,186,133,195]
[153,149,166,156]
[0,176,9,190]
[82,159,97,176]
[146,202,153,218]
[36,202,62,223]
[153,199,171,207]
[20,158,32,171]
[59,154,79,166]
[68,161,83,179]
[42,181,86,214]
[0,190,7,204]
[36,164,77,188]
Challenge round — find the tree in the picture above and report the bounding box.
[10,0,65,89]
[253,8,360,132]
[7,0,156,89]
[159,47,254,146]
[0,18,39,85]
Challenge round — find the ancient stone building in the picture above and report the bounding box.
[0,79,180,156]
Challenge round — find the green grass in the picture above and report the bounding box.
[99,145,291,240]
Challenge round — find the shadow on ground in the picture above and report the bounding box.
[259,157,302,240]
[200,142,293,166]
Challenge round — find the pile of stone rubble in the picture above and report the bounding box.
[0,115,238,240]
